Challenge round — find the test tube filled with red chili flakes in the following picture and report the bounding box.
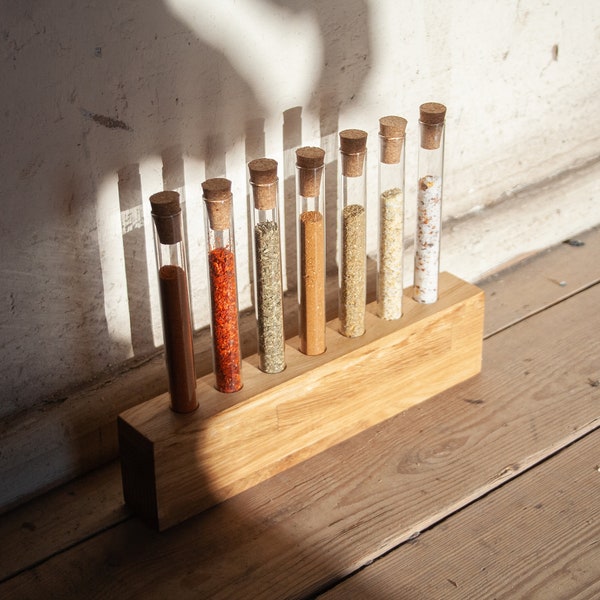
[201,178,243,393]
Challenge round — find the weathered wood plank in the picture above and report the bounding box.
[1,278,598,599]
[0,463,129,582]
[481,224,600,336]
[318,429,600,600]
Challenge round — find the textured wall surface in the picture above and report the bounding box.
[1,0,600,417]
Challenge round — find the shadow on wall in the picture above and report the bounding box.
[0,0,370,415]
[1,4,380,596]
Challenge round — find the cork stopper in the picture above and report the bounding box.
[150,190,182,245]
[296,146,325,197]
[419,102,447,150]
[339,129,367,177]
[202,177,232,230]
[379,115,407,164]
[248,158,278,210]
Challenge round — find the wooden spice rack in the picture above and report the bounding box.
[118,272,484,531]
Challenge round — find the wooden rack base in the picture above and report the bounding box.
[118,272,484,531]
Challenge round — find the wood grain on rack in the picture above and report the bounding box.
[119,273,483,530]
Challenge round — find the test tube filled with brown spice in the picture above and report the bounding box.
[413,102,446,304]
[377,115,407,320]
[149,191,198,413]
[295,146,326,355]
[248,158,286,374]
[202,178,243,393]
[338,129,368,338]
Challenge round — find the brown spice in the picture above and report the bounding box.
[158,265,197,413]
[299,211,326,355]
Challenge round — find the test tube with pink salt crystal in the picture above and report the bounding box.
[413,102,446,304]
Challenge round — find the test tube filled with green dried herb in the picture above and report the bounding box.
[149,191,198,413]
[377,115,407,320]
[338,129,368,338]
[414,102,446,304]
[202,178,243,393]
[248,158,286,374]
[295,146,326,355]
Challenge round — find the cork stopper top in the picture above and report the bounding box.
[339,129,367,177]
[296,146,325,197]
[379,116,407,164]
[339,129,368,154]
[419,102,447,149]
[150,190,180,216]
[296,146,325,170]
[150,190,182,245]
[379,115,407,138]
[248,158,278,210]
[202,177,232,230]
[419,102,447,124]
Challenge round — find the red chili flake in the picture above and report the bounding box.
[209,247,242,393]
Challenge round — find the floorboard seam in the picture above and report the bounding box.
[0,513,132,586]
[483,278,600,339]
[310,422,600,599]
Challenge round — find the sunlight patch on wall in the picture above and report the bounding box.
[95,175,135,358]
[163,0,324,113]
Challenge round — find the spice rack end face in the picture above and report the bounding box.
[118,272,484,531]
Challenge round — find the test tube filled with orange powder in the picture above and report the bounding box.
[295,147,327,356]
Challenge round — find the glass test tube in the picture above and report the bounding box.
[201,178,243,393]
[248,158,286,374]
[377,115,407,320]
[338,129,368,338]
[413,102,446,304]
[295,146,326,355]
[149,191,198,413]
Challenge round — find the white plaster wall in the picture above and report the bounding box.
[1,0,600,417]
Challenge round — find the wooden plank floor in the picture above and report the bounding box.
[0,227,598,598]
[318,429,600,599]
